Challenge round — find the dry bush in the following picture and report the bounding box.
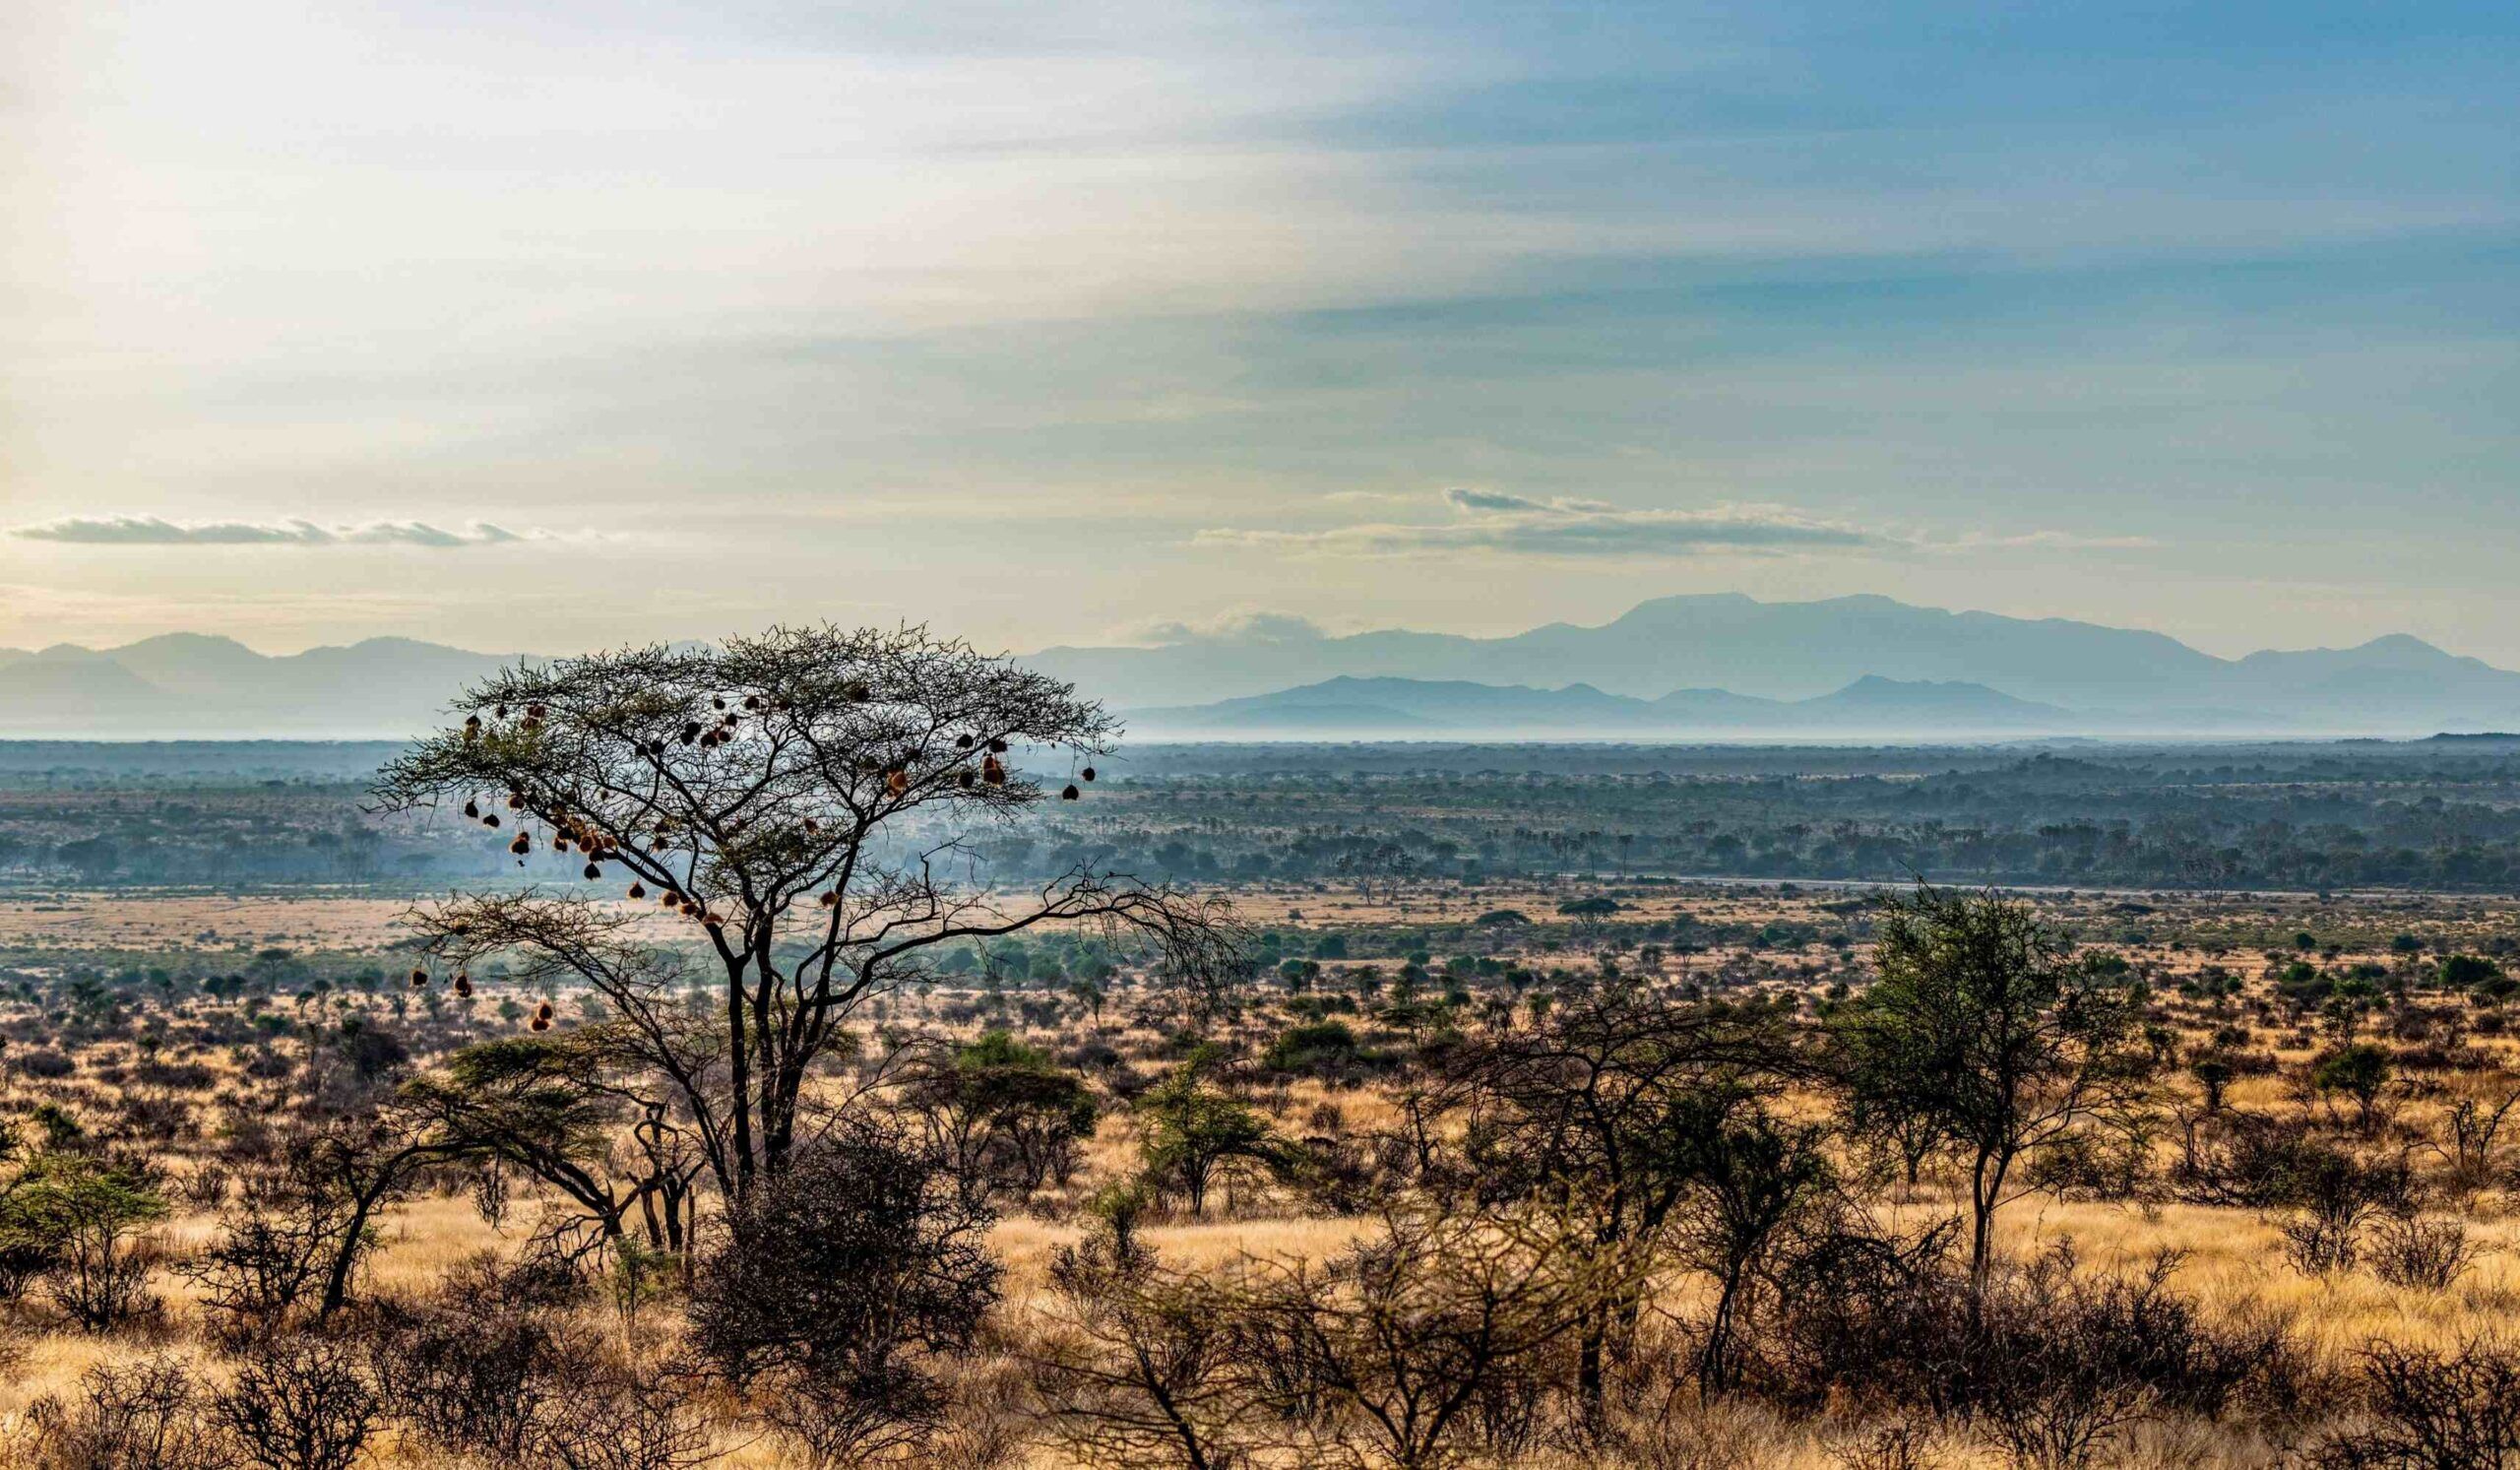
[177,1167,347,1338]
[533,1362,721,1470]
[357,1254,585,1462]
[762,1370,942,1470]
[2312,1337,2520,1469]
[1606,1415,1766,1470]
[176,1164,232,1213]
[1828,1422,1946,1470]
[19,1355,233,1470]
[2275,1154,2413,1278]
[1227,1206,1599,1470]
[1030,1214,1250,1470]
[1757,1229,2306,1465]
[210,1335,380,1470]
[2364,1212,2478,1292]
[923,1359,1031,1470]
[692,1123,996,1461]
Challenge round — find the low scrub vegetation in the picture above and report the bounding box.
[5,631,2520,1468]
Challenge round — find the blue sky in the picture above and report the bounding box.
[3,0,2515,660]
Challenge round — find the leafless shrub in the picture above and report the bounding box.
[1229,1206,1602,1470]
[1759,1228,2300,1463]
[2311,1337,2520,1469]
[1031,1214,1251,1470]
[2364,1216,2473,1299]
[760,1371,938,1470]
[923,1359,1031,1470]
[210,1336,380,1470]
[359,1257,578,1461]
[2431,1090,2520,1194]
[534,1362,722,1470]
[1829,1421,1945,1470]
[469,1157,512,1230]
[177,1171,346,1338]
[1603,1401,1770,1470]
[176,1165,233,1212]
[21,1355,234,1470]
[691,1123,995,1463]
[2276,1154,2413,1278]
[1977,1246,2305,1470]
[46,1235,163,1336]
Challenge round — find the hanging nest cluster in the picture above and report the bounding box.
[453,974,473,998]
[462,701,544,744]
[530,998,555,1032]
[666,692,781,752]
[846,725,1102,803]
[454,689,1105,957]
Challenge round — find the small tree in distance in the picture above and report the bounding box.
[1833,884,2152,1298]
[374,625,1243,1204]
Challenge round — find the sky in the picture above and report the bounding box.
[4,0,2517,662]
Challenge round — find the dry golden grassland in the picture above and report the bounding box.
[2,879,2517,1466]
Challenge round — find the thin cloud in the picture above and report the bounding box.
[1924,529,2163,551]
[10,516,537,548]
[1116,609,1332,647]
[1195,490,1884,561]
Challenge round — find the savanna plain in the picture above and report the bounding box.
[5,650,2520,1470]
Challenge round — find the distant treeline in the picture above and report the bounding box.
[1004,740,2520,893]
[10,738,2520,893]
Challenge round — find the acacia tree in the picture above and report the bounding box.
[904,1030,1099,1207]
[1445,981,1797,1428]
[1137,1056,1288,1219]
[397,1028,708,1259]
[1666,1105,1833,1398]
[375,626,1240,1202]
[1833,884,2151,1298]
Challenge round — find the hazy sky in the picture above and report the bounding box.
[5,1,2516,660]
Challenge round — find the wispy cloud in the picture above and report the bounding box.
[1926,529,2163,552]
[10,516,536,548]
[1194,490,1884,561]
[1114,609,1332,647]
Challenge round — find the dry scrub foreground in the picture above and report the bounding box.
[2,878,2519,1469]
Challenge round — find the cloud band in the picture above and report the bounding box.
[11,516,532,548]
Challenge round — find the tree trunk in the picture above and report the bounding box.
[318,1186,388,1319]
[1576,1314,1607,1437]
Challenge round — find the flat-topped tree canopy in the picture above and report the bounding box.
[372,623,1243,1196]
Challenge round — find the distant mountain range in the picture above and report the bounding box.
[0,636,515,737]
[1130,674,2079,739]
[1037,594,2520,738]
[6,594,2520,739]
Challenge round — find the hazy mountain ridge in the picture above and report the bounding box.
[5,594,2518,737]
[1130,672,2082,739]
[1035,594,2520,735]
[0,637,520,738]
